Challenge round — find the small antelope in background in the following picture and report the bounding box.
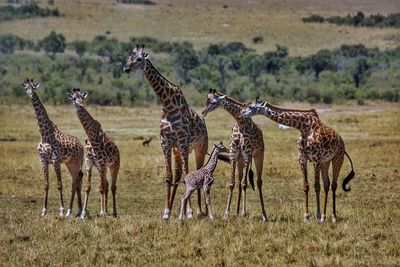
[142,137,153,147]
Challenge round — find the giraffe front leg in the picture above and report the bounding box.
[314,163,322,222]
[194,141,208,216]
[321,162,331,223]
[98,167,107,217]
[162,143,172,219]
[254,151,267,222]
[204,188,214,221]
[179,189,194,220]
[54,163,65,216]
[236,157,244,216]
[241,159,250,217]
[224,159,236,219]
[299,157,310,222]
[81,157,93,219]
[40,159,49,216]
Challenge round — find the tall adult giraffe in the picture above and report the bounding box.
[202,90,268,222]
[123,45,208,219]
[240,98,355,223]
[23,79,84,217]
[67,89,120,219]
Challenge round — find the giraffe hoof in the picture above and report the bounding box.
[303,213,310,223]
[209,216,215,221]
[80,211,86,220]
[262,214,268,222]
[112,212,118,218]
[320,215,326,223]
[332,216,337,223]
[162,208,170,219]
[65,209,72,217]
[241,212,247,217]
[41,208,48,216]
[186,208,193,219]
[223,212,229,220]
[59,208,65,217]
[99,211,107,217]
[76,208,82,217]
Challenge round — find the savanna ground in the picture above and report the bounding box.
[0,102,399,266]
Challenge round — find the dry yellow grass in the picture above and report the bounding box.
[0,102,399,265]
[0,0,399,55]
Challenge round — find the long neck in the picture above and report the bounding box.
[143,60,188,113]
[76,106,102,140]
[205,147,220,173]
[259,101,319,131]
[31,92,56,138]
[220,96,247,124]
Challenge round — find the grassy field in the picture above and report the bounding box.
[1,0,399,55]
[0,102,399,265]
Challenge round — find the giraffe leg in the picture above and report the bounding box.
[194,141,208,216]
[299,158,309,222]
[332,153,344,223]
[321,162,331,223]
[254,151,267,222]
[110,160,120,218]
[104,173,109,215]
[76,170,83,216]
[65,163,81,217]
[81,156,93,219]
[224,159,236,219]
[204,188,214,221]
[54,162,65,216]
[170,147,189,217]
[236,157,244,216]
[241,159,250,217]
[313,163,322,222]
[161,138,173,219]
[40,159,49,216]
[179,189,194,220]
[98,167,107,216]
[170,148,184,216]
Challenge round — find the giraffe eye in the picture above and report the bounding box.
[137,58,142,62]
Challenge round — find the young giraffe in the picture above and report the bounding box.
[179,142,230,221]
[23,79,84,217]
[240,98,355,223]
[67,89,120,218]
[123,45,208,219]
[202,89,268,222]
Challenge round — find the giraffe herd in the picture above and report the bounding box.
[23,44,355,223]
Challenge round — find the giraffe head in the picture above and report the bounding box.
[202,89,226,117]
[22,78,40,98]
[67,88,88,108]
[240,97,265,118]
[214,141,229,154]
[123,44,149,73]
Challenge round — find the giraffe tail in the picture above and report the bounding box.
[342,151,355,192]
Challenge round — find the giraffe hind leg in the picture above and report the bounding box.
[332,153,344,223]
[194,140,208,216]
[40,158,49,216]
[110,160,120,218]
[54,162,65,216]
[254,151,267,222]
[81,156,93,219]
[321,162,331,223]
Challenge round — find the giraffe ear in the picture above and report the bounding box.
[33,83,40,89]
[209,88,213,93]
[143,53,149,59]
[67,92,74,100]
[81,92,88,99]
[219,95,226,100]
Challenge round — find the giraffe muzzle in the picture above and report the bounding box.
[123,65,131,73]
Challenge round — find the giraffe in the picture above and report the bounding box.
[240,98,355,223]
[179,142,230,221]
[202,89,268,222]
[123,45,208,219]
[23,79,84,217]
[67,89,120,218]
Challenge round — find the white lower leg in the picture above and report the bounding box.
[59,206,64,216]
[41,208,47,216]
[162,208,170,219]
[66,209,72,217]
[304,213,310,222]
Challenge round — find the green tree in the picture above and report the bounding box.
[73,40,87,57]
[39,31,66,59]
[352,57,370,87]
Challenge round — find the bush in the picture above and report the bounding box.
[39,31,66,59]
[252,36,264,44]
[0,2,61,21]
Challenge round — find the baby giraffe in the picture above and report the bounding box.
[179,143,229,221]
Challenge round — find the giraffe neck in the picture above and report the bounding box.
[76,107,102,141]
[220,95,246,124]
[258,101,319,131]
[30,92,56,139]
[143,60,188,114]
[204,147,220,173]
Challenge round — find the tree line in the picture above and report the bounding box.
[0,32,399,105]
[0,1,61,21]
[302,12,400,28]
